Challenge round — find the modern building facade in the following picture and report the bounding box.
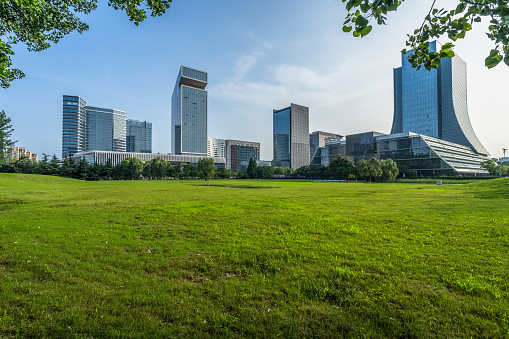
[377,132,490,176]
[273,103,310,169]
[127,119,152,153]
[62,95,126,157]
[62,95,87,157]
[73,151,226,168]
[392,40,488,155]
[309,131,344,161]
[309,139,346,166]
[172,66,208,156]
[86,106,126,153]
[225,139,260,172]
[346,131,386,163]
[207,137,226,158]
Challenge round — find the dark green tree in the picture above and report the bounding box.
[342,0,509,69]
[258,165,274,179]
[329,156,356,181]
[76,158,90,180]
[197,158,216,181]
[0,110,16,163]
[356,159,369,181]
[14,155,33,173]
[1,0,172,88]
[49,154,61,176]
[180,164,198,179]
[481,159,499,176]
[116,157,144,180]
[61,154,77,178]
[366,157,383,182]
[150,157,168,179]
[215,167,233,179]
[246,158,258,179]
[379,159,399,183]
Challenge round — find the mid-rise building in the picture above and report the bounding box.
[62,95,126,157]
[172,66,208,156]
[207,137,226,158]
[8,147,38,163]
[127,119,152,153]
[273,103,309,169]
[225,139,260,172]
[392,40,488,155]
[309,131,344,161]
[73,151,225,168]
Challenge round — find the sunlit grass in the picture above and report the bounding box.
[0,174,508,338]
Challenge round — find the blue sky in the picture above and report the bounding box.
[1,0,508,160]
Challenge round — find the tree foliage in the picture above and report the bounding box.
[0,0,172,88]
[342,0,509,70]
[481,159,508,176]
[379,158,399,182]
[0,110,16,163]
[197,158,216,181]
[329,156,356,180]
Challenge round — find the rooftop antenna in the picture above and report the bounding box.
[503,148,507,158]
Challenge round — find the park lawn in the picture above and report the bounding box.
[0,173,508,338]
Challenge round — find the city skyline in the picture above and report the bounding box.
[1,0,507,160]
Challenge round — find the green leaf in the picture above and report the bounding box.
[485,56,501,69]
[343,26,353,33]
[360,25,372,37]
[356,15,368,27]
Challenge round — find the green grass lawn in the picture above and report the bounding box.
[1,174,508,338]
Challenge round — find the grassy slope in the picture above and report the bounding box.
[0,174,508,338]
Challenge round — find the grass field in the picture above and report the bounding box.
[1,174,508,338]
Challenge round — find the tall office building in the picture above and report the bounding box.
[172,66,208,156]
[127,119,152,153]
[62,95,87,157]
[62,95,126,157]
[392,40,488,155]
[225,139,260,172]
[273,103,309,169]
[309,131,344,161]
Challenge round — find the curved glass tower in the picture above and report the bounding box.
[391,41,488,155]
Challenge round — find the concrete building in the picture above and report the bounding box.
[8,147,38,163]
[273,103,309,169]
[73,151,225,168]
[172,66,208,156]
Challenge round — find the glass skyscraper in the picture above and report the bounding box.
[62,95,126,157]
[127,119,152,153]
[62,95,87,157]
[273,104,309,169]
[171,66,208,156]
[392,40,488,155]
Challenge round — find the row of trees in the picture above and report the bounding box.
[1,152,399,182]
[241,156,400,182]
[481,159,509,177]
[0,155,227,181]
